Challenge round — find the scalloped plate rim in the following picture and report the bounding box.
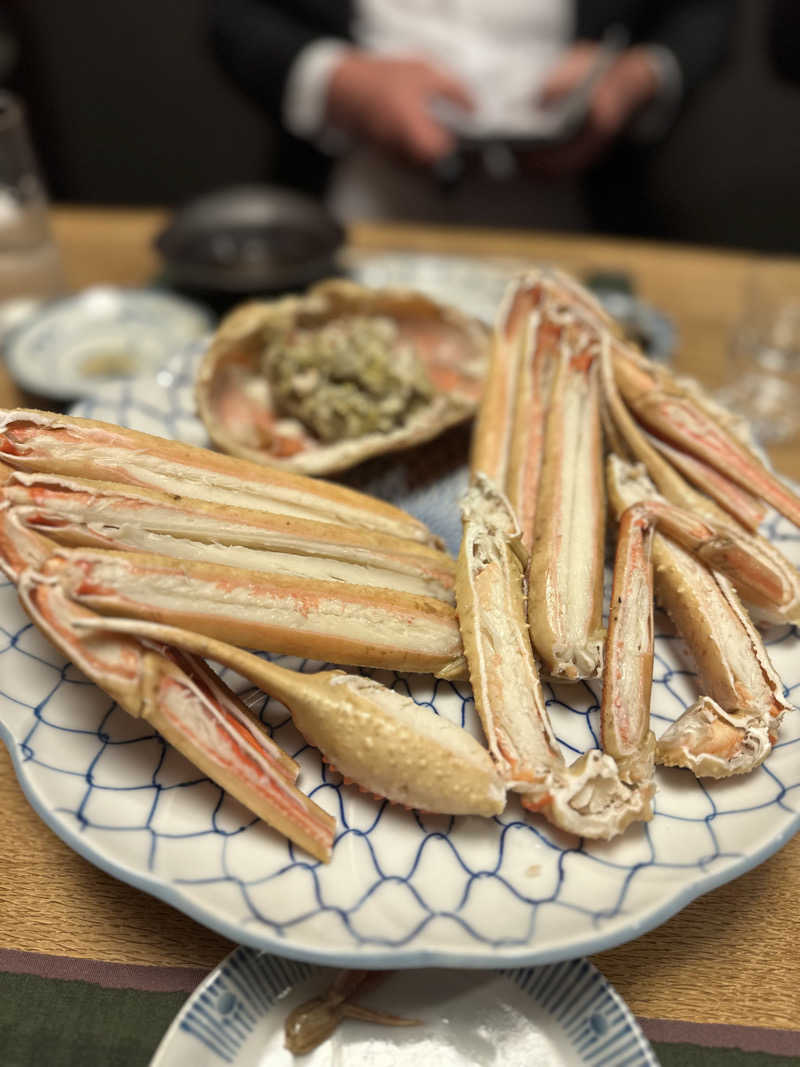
[1,708,797,970]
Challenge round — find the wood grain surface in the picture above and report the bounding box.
[1,208,799,1029]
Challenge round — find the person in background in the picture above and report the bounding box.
[209,1,733,234]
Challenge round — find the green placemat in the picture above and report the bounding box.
[3,970,800,1067]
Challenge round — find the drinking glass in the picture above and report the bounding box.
[0,91,65,306]
[717,270,800,445]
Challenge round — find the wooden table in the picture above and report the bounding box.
[2,207,799,1037]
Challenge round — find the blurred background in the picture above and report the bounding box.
[2,0,799,253]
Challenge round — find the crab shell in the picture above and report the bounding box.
[195,279,490,476]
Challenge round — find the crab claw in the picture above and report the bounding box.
[62,615,508,818]
[656,696,777,778]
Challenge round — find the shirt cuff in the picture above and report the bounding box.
[282,38,351,147]
[629,45,683,142]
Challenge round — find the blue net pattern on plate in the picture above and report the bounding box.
[2,299,799,969]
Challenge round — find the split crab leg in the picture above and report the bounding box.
[599,334,800,625]
[528,320,606,680]
[601,504,657,793]
[606,455,794,777]
[0,512,335,862]
[647,434,768,533]
[28,544,467,678]
[612,346,800,530]
[2,470,456,603]
[457,276,652,839]
[458,476,650,837]
[544,270,771,534]
[0,409,439,547]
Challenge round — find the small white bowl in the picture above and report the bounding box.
[4,285,212,400]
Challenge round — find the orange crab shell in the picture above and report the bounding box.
[194,278,490,476]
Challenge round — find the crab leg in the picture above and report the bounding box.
[0,512,335,861]
[457,277,651,838]
[629,497,793,616]
[469,274,544,488]
[457,475,562,785]
[3,472,456,603]
[505,309,561,554]
[647,435,768,532]
[61,614,507,817]
[36,545,467,678]
[601,504,657,791]
[0,409,439,547]
[606,456,793,777]
[600,336,800,625]
[457,477,652,837]
[612,349,800,530]
[528,325,606,680]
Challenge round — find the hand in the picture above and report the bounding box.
[524,43,661,176]
[326,52,473,165]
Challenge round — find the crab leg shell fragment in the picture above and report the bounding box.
[606,455,794,778]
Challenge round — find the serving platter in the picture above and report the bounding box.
[149,948,658,1066]
[1,330,798,970]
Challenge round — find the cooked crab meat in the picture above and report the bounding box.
[599,337,800,625]
[606,455,794,777]
[0,408,439,547]
[3,471,456,603]
[195,279,489,475]
[44,545,467,678]
[528,325,606,680]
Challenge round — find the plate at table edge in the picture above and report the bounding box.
[1,289,798,973]
[2,285,213,401]
[149,948,658,1067]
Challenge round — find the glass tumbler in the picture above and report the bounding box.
[717,271,800,445]
[0,91,65,305]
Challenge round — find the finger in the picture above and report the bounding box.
[421,69,475,112]
[398,109,456,163]
[538,43,598,105]
[587,77,628,137]
[407,114,456,162]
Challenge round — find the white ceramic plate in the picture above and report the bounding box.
[4,285,212,400]
[1,336,798,970]
[150,947,658,1067]
[2,252,799,970]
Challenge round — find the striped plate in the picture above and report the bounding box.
[150,947,658,1067]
